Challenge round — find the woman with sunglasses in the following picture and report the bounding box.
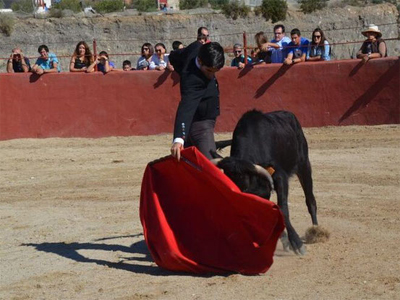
[307,28,330,61]
[137,43,154,70]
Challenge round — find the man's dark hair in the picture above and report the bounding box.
[154,43,166,51]
[198,42,225,70]
[274,24,285,33]
[99,51,109,58]
[291,28,301,36]
[123,60,131,67]
[197,26,209,41]
[172,40,183,50]
[197,26,208,37]
[38,45,49,53]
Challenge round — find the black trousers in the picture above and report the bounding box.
[185,119,216,160]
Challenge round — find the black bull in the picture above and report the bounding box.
[212,110,318,255]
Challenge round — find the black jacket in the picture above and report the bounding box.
[171,49,220,141]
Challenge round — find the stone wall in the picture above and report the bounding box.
[0,3,398,72]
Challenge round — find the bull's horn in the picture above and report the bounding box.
[254,165,274,190]
[210,158,222,165]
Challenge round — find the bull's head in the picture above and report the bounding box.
[211,157,274,200]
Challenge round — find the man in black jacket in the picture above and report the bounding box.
[170,42,225,161]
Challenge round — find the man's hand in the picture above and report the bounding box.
[171,142,183,161]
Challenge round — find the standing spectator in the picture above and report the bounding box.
[172,40,184,51]
[136,43,154,70]
[69,41,94,72]
[269,24,291,63]
[31,45,60,75]
[356,24,387,63]
[122,60,134,71]
[254,32,272,64]
[230,43,252,69]
[6,48,31,73]
[149,43,171,71]
[87,51,115,73]
[307,28,330,61]
[284,29,309,65]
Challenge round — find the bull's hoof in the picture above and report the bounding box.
[280,232,291,252]
[295,245,306,256]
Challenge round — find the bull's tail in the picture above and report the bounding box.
[215,139,232,151]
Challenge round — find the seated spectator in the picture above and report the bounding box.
[69,41,94,72]
[307,28,330,61]
[269,24,291,63]
[31,45,60,75]
[87,51,115,73]
[231,43,252,69]
[149,43,173,71]
[356,24,387,63]
[6,48,31,73]
[253,32,272,64]
[284,28,309,65]
[122,60,134,71]
[172,40,184,51]
[137,43,154,70]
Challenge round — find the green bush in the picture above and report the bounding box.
[132,0,157,12]
[222,1,250,20]
[49,8,64,18]
[0,13,15,36]
[52,0,81,12]
[93,0,124,13]
[11,0,34,13]
[179,0,208,10]
[208,0,229,9]
[299,0,328,13]
[0,0,4,9]
[258,0,287,23]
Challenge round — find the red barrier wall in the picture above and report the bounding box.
[0,58,399,140]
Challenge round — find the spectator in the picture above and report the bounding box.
[307,28,330,61]
[254,32,272,64]
[284,28,309,65]
[87,51,115,73]
[122,60,134,71]
[69,41,94,72]
[172,40,184,51]
[269,24,291,63]
[197,26,210,44]
[137,43,153,70]
[6,48,30,73]
[356,24,387,63]
[150,43,174,71]
[230,43,252,69]
[31,45,60,75]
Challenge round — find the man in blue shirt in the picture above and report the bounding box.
[269,24,291,63]
[284,28,309,65]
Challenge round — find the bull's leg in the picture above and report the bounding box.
[274,172,305,255]
[297,159,318,226]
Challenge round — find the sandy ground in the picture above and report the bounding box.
[1,125,399,300]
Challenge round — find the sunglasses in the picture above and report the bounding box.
[314,35,321,38]
[234,50,242,53]
[155,49,162,52]
[143,47,149,51]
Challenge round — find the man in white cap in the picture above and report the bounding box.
[356,24,387,63]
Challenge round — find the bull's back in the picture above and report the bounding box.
[231,110,308,173]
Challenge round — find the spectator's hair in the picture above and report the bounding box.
[99,51,109,58]
[141,43,154,58]
[274,24,285,33]
[198,42,225,70]
[38,45,49,53]
[155,43,166,51]
[233,43,243,49]
[123,60,132,67]
[254,32,268,48]
[291,28,301,36]
[73,41,93,65]
[172,40,183,50]
[311,28,327,45]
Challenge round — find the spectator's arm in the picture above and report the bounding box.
[356,43,367,59]
[86,59,97,73]
[6,58,13,73]
[283,52,293,65]
[44,63,58,73]
[322,42,330,61]
[20,55,29,72]
[261,42,280,51]
[103,60,111,73]
[378,41,386,58]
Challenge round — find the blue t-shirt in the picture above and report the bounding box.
[288,37,310,58]
[270,36,291,63]
[35,53,61,72]
[307,40,330,61]
[97,61,115,72]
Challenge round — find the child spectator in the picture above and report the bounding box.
[87,51,115,73]
[284,28,309,65]
[69,41,94,72]
[122,60,134,71]
[231,43,252,69]
[31,45,60,75]
[172,41,184,51]
[254,32,272,64]
[307,28,330,61]
[6,48,31,73]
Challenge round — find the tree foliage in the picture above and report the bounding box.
[258,0,287,23]
[179,0,208,10]
[222,1,250,20]
[298,0,328,13]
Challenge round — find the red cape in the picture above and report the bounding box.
[140,147,285,274]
